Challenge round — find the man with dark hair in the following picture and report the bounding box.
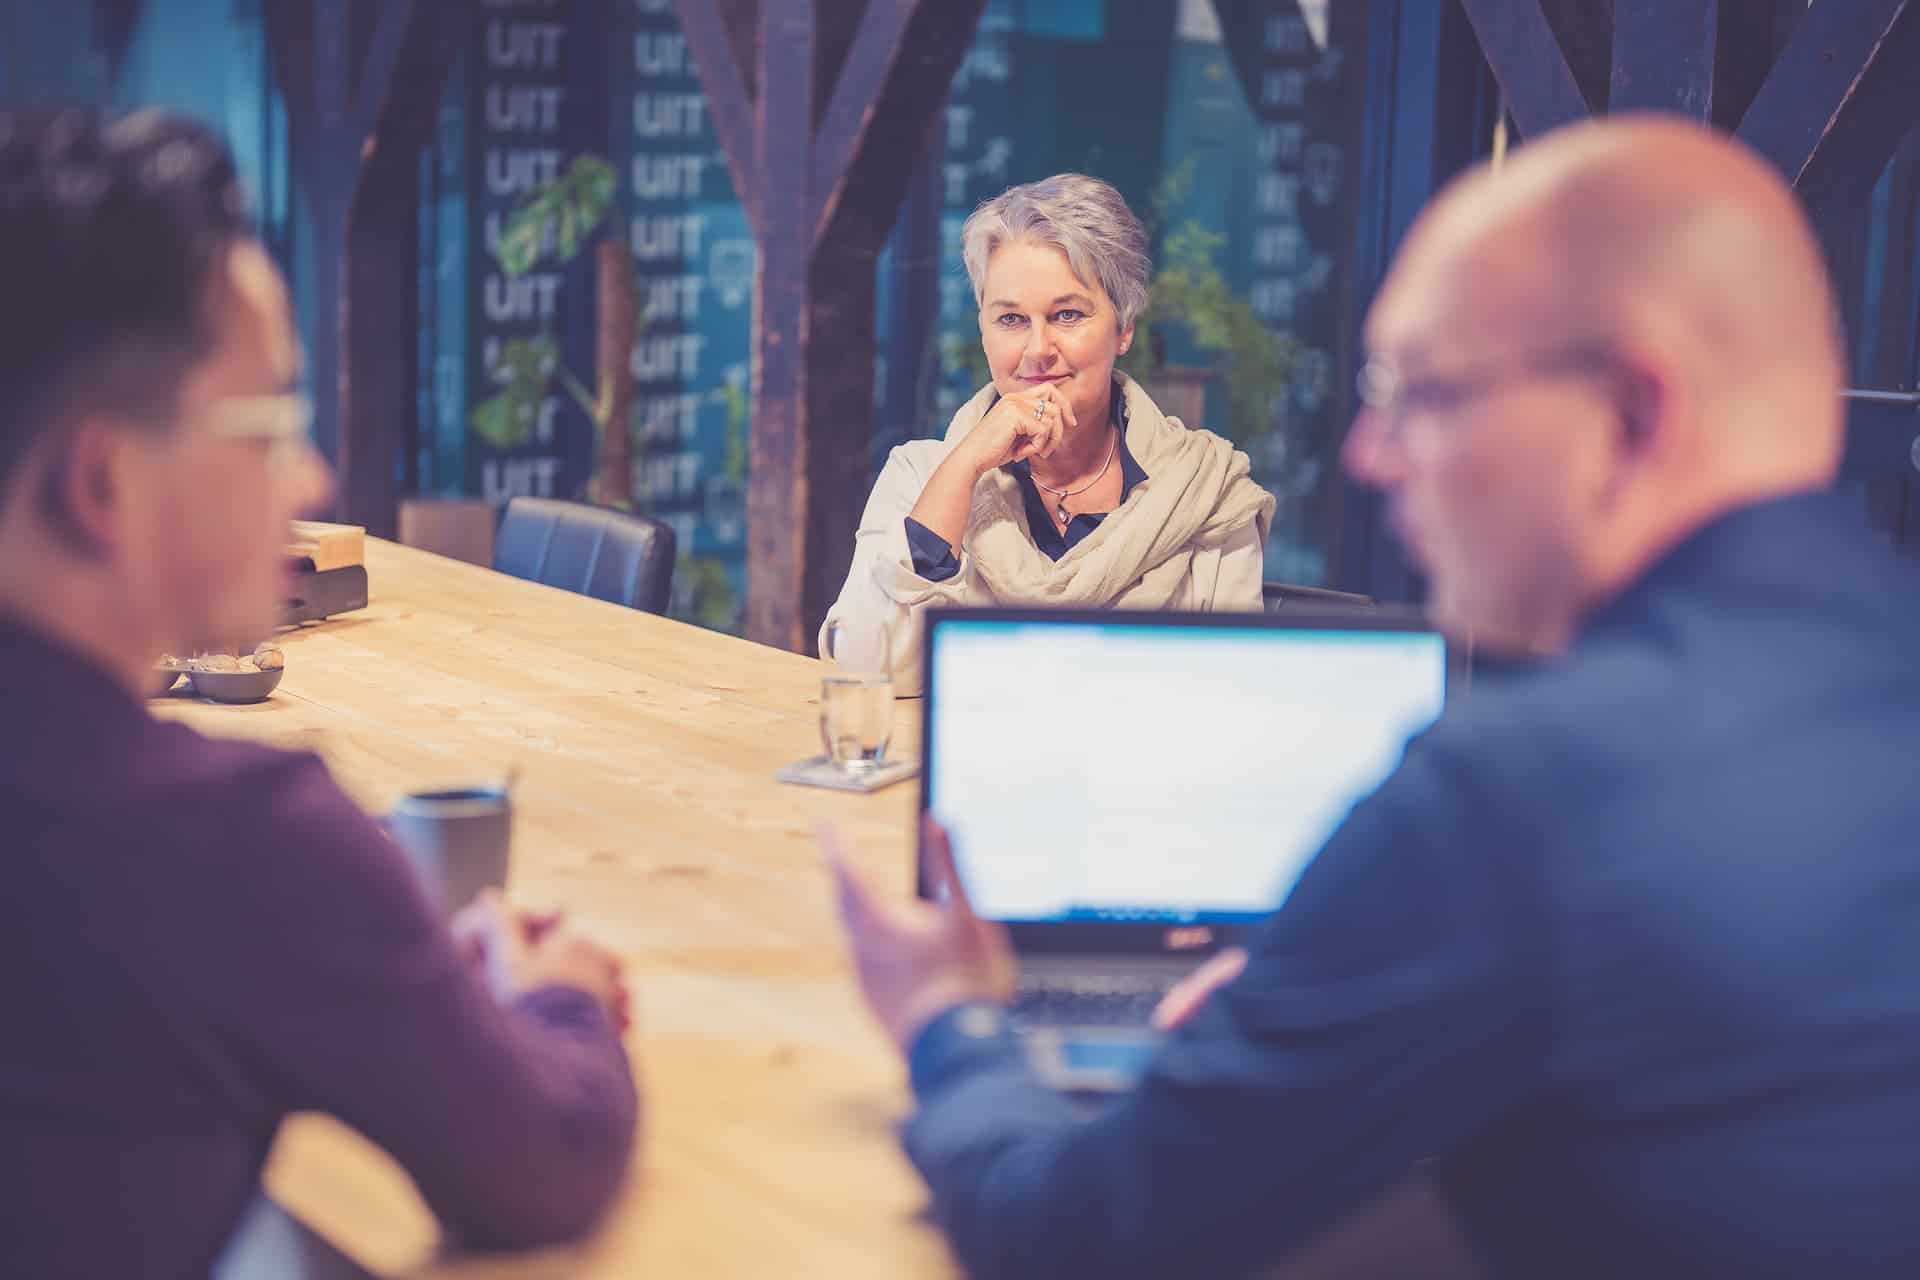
[0,108,637,1276]
[827,117,1920,1277]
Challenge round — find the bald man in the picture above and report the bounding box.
[824,116,1920,1278]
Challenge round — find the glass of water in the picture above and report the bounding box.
[820,619,893,773]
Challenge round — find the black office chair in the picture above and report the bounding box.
[1261,580,1375,613]
[493,497,676,615]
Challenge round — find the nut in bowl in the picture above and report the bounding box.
[162,645,287,704]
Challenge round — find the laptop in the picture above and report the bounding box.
[919,606,1451,1091]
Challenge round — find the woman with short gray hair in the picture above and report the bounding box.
[822,173,1275,693]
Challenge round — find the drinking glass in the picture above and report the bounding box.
[820,619,893,773]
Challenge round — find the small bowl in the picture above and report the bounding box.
[188,667,285,704]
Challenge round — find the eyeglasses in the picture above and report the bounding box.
[189,392,314,463]
[1356,339,1615,432]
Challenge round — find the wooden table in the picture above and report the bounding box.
[157,539,951,1278]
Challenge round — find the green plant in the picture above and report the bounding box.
[471,155,619,446]
[1117,217,1296,450]
[470,334,562,449]
[493,155,617,277]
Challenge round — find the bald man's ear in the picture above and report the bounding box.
[1606,346,1683,461]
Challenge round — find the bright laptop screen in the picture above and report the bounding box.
[925,619,1447,924]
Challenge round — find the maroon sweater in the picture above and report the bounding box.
[0,617,637,1278]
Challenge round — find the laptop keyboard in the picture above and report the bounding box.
[1010,976,1175,1029]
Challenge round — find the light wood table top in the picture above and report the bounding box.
[156,539,951,1278]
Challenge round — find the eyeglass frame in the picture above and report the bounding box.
[183,392,315,462]
[1355,338,1618,437]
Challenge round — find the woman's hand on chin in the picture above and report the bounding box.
[908,382,1079,550]
[955,381,1079,476]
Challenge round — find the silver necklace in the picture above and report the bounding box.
[1031,428,1118,527]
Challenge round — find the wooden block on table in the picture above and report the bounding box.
[288,521,366,571]
[397,498,496,568]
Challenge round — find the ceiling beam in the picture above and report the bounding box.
[1737,0,1920,216]
[1456,0,1596,138]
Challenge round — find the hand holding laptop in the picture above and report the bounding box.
[821,817,1015,1052]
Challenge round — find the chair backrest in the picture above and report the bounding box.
[493,497,676,615]
[1261,580,1376,613]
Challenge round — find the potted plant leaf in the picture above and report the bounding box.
[470,155,639,508]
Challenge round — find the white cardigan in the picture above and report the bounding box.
[821,375,1275,695]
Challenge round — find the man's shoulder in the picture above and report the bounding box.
[1410,582,1920,840]
[1404,635,1689,821]
[1422,642,1649,754]
[142,718,345,819]
[2,712,415,982]
[47,714,383,887]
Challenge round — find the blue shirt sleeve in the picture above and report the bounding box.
[904,517,961,582]
[900,737,1547,1279]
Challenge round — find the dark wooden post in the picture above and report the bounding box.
[1456,0,1920,190]
[264,1,464,538]
[589,240,638,510]
[1456,0,1597,137]
[1735,0,1920,220]
[677,0,988,654]
[1610,0,1716,116]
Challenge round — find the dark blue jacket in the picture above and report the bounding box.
[905,493,1920,1278]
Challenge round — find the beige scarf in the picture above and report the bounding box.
[944,372,1275,607]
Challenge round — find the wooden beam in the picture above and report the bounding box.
[352,0,416,129]
[340,1,462,541]
[266,2,350,472]
[1457,0,1595,138]
[743,0,818,651]
[686,0,986,651]
[1705,0,1795,131]
[677,0,762,234]
[265,0,460,537]
[1611,0,1716,116]
[1539,0,1614,117]
[795,249,883,652]
[807,0,916,241]
[813,0,867,125]
[810,0,988,252]
[718,0,760,101]
[1737,0,1920,217]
